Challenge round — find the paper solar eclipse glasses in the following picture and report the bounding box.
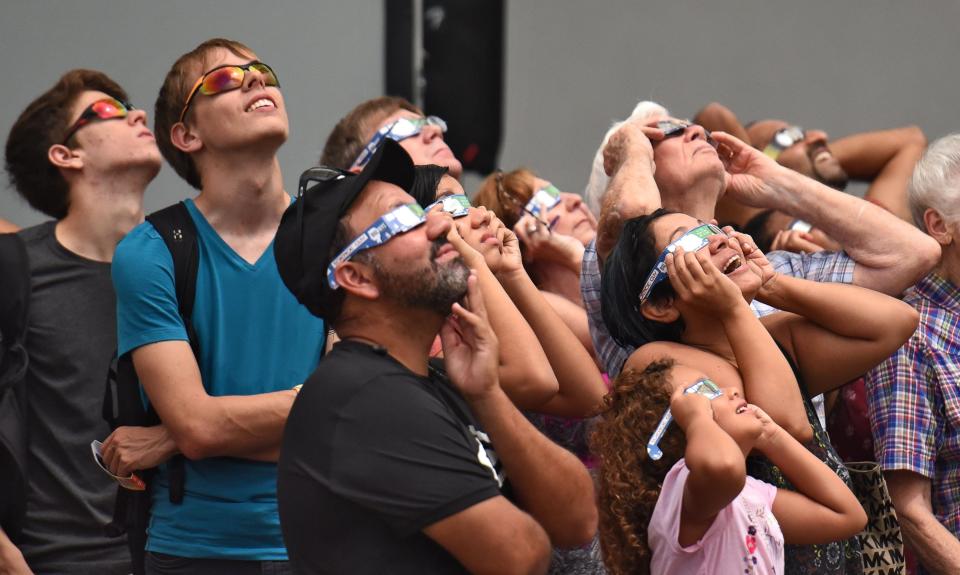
[655,120,719,149]
[637,223,726,304]
[326,194,471,289]
[352,115,448,169]
[523,183,563,219]
[646,377,723,461]
[788,219,813,233]
[763,125,805,159]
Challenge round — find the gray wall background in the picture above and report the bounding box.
[3,0,959,227]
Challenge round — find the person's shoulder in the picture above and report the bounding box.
[307,342,422,395]
[113,220,170,272]
[15,221,56,250]
[624,341,694,372]
[112,219,177,302]
[742,474,778,506]
[117,219,163,252]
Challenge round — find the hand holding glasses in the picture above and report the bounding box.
[647,377,722,461]
[638,223,725,304]
[90,440,146,491]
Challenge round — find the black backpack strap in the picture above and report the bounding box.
[0,232,30,542]
[146,202,200,357]
[144,202,200,505]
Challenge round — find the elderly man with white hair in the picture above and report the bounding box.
[580,100,940,380]
[865,134,960,575]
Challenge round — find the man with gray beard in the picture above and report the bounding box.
[274,140,596,575]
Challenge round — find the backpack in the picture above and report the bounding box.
[0,232,30,542]
[102,202,199,574]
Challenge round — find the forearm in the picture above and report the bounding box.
[759,273,917,345]
[468,386,597,548]
[169,390,295,460]
[684,416,746,488]
[596,157,659,261]
[762,432,861,519]
[832,126,926,223]
[766,169,939,294]
[498,269,607,417]
[135,341,299,461]
[693,102,752,144]
[898,508,960,574]
[720,305,808,439]
[886,470,960,574]
[863,145,924,223]
[473,263,558,409]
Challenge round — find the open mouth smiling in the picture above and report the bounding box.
[721,254,742,274]
[245,97,276,112]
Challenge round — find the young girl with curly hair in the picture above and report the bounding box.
[592,359,866,575]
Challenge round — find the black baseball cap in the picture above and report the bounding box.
[275,139,416,318]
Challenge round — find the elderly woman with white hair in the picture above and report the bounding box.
[865,133,960,575]
[580,99,939,380]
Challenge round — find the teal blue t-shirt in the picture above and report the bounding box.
[113,199,325,559]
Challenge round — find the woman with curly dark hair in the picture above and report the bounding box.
[592,359,867,575]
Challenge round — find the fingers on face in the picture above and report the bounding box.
[639,125,665,141]
[726,233,749,256]
[689,250,717,285]
[664,252,684,295]
[668,248,695,292]
[460,270,486,317]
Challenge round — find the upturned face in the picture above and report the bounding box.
[644,115,726,208]
[63,89,162,177]
[345,180,468,314]
[367,109,462,179]
[180,48,289,153]
[650,212,762,300]
[750,120,848,190]
[532,178,597,247]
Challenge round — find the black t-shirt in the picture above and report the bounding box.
[278,340,508,574]
[16,222,130,574]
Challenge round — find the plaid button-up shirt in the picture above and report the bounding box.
[865,273,960,539]
[580,239,856,377]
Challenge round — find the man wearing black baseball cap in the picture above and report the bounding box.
[275,140,596,574]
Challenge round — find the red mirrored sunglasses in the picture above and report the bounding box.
[178,61,280,123]
[62,97,135,144]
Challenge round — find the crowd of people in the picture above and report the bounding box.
[0,36,957,575]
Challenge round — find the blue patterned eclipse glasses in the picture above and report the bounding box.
[326,194,471,289]
[523,183,562,218]
[352,116,448,169]
[647,377,723,461]
[637,223,725,304]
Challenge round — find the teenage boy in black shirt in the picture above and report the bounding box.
[275,141,597,574]
[1,69,162,574]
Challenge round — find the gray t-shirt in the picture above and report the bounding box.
[16,222,129,574]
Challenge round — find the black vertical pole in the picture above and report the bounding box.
[385,0,415,101]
